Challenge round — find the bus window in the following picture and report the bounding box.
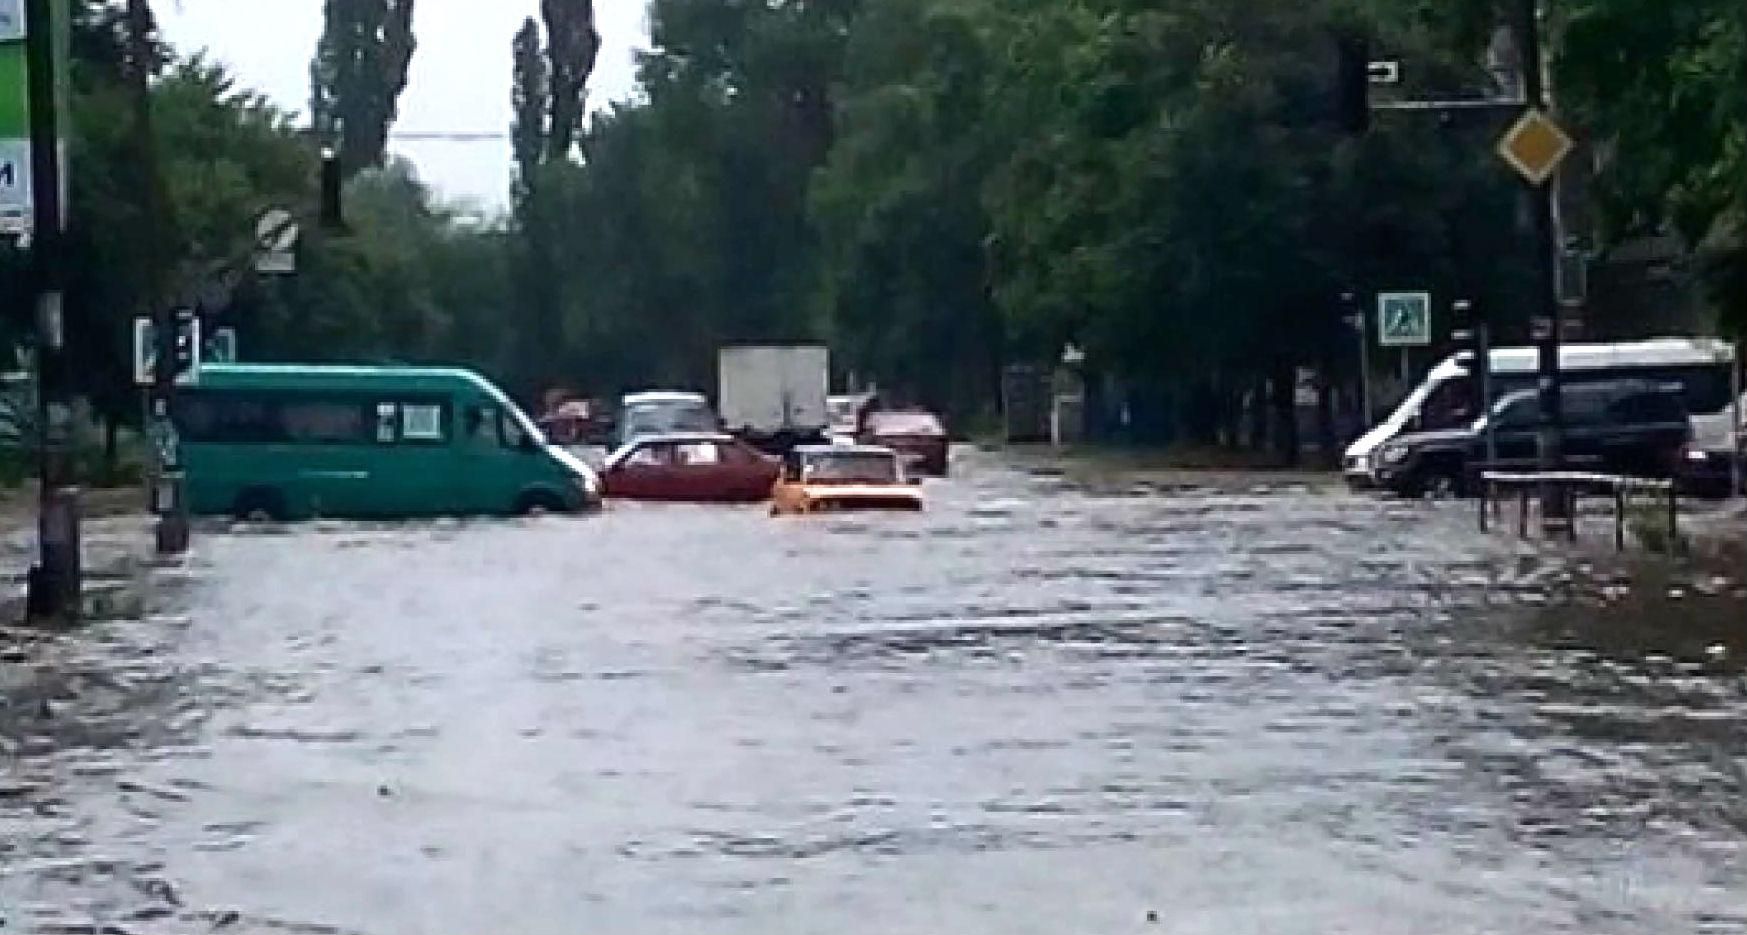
[278,400,369,444]
[401,403,447,442]
[374,404,398,443]
[465,405,494,445]
[179,393,278,444]
[498,409,532,450]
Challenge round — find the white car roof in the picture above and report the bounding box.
[622,391,709,406]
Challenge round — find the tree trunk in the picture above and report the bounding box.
[1248,374,1269,452]
[1271,360,1300,468]
[1316,337,1338,470]
[1316,374,1337,470]
[1219,377,1242,448]
[103,417,120,485]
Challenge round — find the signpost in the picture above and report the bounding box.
[1376,292,1431,346]
[1377,291,1431,388]
[1496,109,1573,187]
[0,0,29,233]
[1509,0,1570,532]
[254,208,298,275]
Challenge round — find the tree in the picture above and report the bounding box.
[812,0,1004,421]
[310,0,418,177]
[511,17,550,205]
[540,0,600,161]
[1557,0,1746,332]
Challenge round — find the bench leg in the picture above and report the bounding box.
[1615,489,1625,551]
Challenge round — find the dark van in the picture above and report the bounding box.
[1374,380,1691,498]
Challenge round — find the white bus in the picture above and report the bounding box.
[1344,337,1740,486]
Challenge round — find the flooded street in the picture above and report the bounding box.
[4,450,1746,934]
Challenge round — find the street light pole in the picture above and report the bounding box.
[23,0,81,622]
[1518,0,1567,527]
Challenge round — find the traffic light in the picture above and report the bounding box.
[319,148,345,231]
[172,309,200,378]
[1336,35,1370,135]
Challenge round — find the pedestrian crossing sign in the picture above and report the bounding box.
[1377,292,1431,347]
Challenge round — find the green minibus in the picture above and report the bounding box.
[178,364,601,520]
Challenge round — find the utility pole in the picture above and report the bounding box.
[1517,0,1567,527]
[23,0,80,622]
[122,0,189,555]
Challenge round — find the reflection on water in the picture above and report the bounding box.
[3,450,1744,934]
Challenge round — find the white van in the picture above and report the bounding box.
[1344,337,1740,486]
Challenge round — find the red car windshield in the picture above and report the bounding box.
[803,453,900,484]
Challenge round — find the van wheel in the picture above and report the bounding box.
[514,490,566,517]
[233,487,288,523]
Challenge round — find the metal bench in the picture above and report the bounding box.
[1479,470,1678,551]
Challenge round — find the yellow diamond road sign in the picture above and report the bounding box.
[1497,108,1573,186]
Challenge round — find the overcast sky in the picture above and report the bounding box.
[158,1,647,211]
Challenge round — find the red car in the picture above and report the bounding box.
[601,433,780,503]
[859,410,949,477]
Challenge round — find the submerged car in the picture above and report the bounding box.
[602,433,780,503]
[771,445,924,515]
[859,409,949,476]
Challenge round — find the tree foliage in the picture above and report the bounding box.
[1558,0,1746,331]
[7,0,1739,477]
[510,17,549,206]
[310,0,417,176]
[540,0,601,161]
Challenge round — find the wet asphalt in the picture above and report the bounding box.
[2,449,1745,934]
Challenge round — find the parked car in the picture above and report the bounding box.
[858,409,949,476]
[618,391,719,447]
[771,445,924,515]
[601,433,779,503]
[1373,379,1691,498]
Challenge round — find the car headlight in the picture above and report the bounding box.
[1685,448,1711,463]
[1379,445,1410,465]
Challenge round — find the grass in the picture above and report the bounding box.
[1627,496,1690,556]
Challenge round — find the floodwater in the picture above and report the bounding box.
[3,450,1745,934]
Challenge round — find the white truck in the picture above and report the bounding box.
[718,345,830,452]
